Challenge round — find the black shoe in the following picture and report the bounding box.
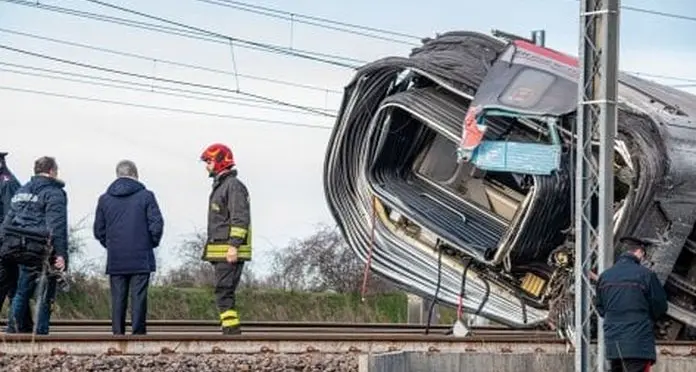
[222,326,241,335]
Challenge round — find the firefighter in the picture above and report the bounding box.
[200,143,251,335]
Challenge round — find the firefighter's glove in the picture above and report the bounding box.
[226,246,238,263]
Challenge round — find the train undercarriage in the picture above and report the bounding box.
[322,31,696,341]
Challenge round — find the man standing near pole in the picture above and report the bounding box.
[595,237,668,372]
[199,143,251,335]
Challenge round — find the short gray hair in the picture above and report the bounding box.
[116,160,138,179]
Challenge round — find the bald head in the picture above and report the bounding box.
[116,160,138,179]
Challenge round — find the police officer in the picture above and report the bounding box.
[0,151,35,332]
[596,236,668,372]
[199,143,251,335]
[0,152,21,221]
[0,151,21,310]
[0,156,68,335]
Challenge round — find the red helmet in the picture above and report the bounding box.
[200,143,235,175]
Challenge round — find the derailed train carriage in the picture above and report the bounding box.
[322,31,696,340]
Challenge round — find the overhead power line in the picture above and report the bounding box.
[193,0,418,46]
[0,27,344,95]
[626,71,696,84]
[198,0,422,40]
[569,0,696,22]
[3,0,694,89]
[0,43,335,117]
[196,0,696,84]
[2,0,363,68]
[0,85,333,130]
[82,0,363,68]
[0,63,336,116]
[622,5,696,22]
[207,0,696,38]
[6,0,694,85]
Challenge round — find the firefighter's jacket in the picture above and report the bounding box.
[203,170,251,262]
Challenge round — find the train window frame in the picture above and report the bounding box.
[497,68,557,110]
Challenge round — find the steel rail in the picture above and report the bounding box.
[0,333,692,345]
[0,333,694,357]
[0,319,499,329]
[14,328,557,338]
[0,319,556,336]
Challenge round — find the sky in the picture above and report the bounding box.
[0,0,694,277]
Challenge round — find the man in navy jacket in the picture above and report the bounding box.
[596,236,668,372]
[0,156,68,335]
[0,152,21,313]
[93,160,163,335]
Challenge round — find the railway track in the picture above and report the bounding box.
[0,320,693,356]
[0,319,551,337]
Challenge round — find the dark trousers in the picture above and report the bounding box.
[6,265,55,334]
[0,240,45,332]
[110,273,150,335]
[1,262,34,333]
[213,261,244,328]
[609,358,652,372]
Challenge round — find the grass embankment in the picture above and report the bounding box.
[1,277,456,323]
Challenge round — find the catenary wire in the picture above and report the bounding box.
[0,85,333,130]
[0,61,336,113]
[195,0,696,84]
[0,43,336,117]
[82,0,363,67]
[625,71,696,84]
[4,0,695,84]
[0,64,336,116]
[192,0,418,46]
[2,25,693,95]
[621,5,696,23]
[0,27,343,94]
[1,0,363,68]
[192,0,422,40]
[0,28,343,95]
[224,0,696,35]
[571,0,696,23]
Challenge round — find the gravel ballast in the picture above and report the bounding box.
[0,353,360,372]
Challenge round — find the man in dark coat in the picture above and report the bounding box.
[0,152,34,332]
[0,151,21,312]
[0,152,21,225]
[93,160,164,335]
[0,156,68,335]
[596,236,669,372]
[0,151,35,333]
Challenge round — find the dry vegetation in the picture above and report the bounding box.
[0,223,456,323]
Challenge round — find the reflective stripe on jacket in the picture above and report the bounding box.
[203,170,251,261]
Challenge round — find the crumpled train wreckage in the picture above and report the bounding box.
[322,31,696,341]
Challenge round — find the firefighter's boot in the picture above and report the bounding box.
[222,325,241,335]
[220,309,241,335]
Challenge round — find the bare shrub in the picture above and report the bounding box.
[265,224,394,294]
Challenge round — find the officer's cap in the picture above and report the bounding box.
[0,152,7,158]
[619,236,653,250]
